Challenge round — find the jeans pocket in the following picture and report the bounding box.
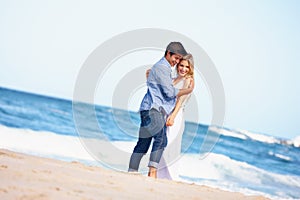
[148,109,164,136]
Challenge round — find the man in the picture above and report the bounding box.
[128,42,194,178]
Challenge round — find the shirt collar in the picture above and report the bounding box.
[160,57,172,69]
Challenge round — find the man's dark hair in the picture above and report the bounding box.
[164,50,175,57]
[165,42,187,56]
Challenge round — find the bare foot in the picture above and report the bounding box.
[148,167,157,178]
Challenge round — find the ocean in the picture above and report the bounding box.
[0,87,299,200]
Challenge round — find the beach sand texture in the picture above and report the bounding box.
[0,149,269,200]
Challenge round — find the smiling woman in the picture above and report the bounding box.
[157,53,195,180]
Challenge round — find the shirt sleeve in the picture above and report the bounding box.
[152,64,179,99]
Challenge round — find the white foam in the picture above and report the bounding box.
[209,126,247,140]
[210,126,284,145]
[0,125,94,161]
[236,129,280,144]
[268,151,292,162]
[177,153,300,199]
[292,136,300,148]
[1,125,299,199]
[0,125,150,172]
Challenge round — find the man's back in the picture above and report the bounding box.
[139,57,179,115]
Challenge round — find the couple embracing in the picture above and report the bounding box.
[128,42,195,180]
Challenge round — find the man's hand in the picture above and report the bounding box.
[187,77,194,91]
[146,69,151,79]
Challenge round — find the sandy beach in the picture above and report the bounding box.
[0,149,270,200]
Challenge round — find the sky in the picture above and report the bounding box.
[1,0,300,139]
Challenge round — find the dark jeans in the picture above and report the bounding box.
[128,108,167,171]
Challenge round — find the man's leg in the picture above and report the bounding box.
[128,110,152,172]
[147,109,167,177]
[148,124,167,178]
[128,137,152,172]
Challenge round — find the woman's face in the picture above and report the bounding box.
[177,60,190,77]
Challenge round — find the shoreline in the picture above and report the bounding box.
[0,149,269,200]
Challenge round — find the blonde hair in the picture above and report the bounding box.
[178,53,194,78]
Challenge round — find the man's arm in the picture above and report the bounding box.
[153,65,179,99]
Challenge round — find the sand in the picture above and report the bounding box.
[0,149,269,200]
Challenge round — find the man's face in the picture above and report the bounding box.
[166,52,182,67]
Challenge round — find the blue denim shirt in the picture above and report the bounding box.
[139,57,179,115]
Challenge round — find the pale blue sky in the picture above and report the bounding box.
[1,0,300,139]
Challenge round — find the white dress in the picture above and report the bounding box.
[157,78,191,180]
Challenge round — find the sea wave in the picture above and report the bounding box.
[291,136,300,148]
[0,125,94,161]
[1,125,300,199]
[179,153,300,200]
[268,151,293,162]
[210,126,300,148]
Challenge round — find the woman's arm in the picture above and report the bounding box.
[166,96,183,126]
[176,77,194,98]
[166,77,193,126]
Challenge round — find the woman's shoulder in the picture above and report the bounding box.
[180,76,193,90]
[184,76,193,85]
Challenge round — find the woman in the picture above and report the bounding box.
[157,53,194,180]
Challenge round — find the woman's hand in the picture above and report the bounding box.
[166,115,175,126]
